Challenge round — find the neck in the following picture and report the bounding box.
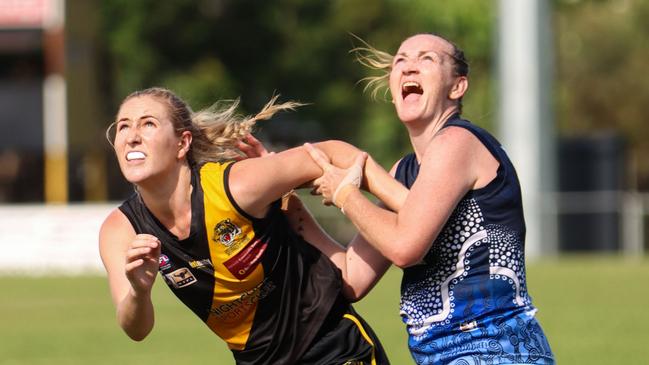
[138,164,193,237]
[405,107,459,161]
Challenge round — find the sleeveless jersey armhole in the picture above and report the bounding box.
[442,120,509,199]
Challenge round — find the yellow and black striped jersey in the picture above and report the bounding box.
[119,162,346,364]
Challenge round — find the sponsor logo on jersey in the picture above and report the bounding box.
[209,279,276,321]
[223,237,268,280]
[189,258,213,269]
[213,219,245,254]
[159,254,171,271]
[459,320,478,332]
[164,267,197,289]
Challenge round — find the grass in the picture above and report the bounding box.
[1,255,647,364]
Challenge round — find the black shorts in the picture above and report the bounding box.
[298,297,390,365]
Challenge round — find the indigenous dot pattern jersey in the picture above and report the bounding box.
[119,162,388,365]
[394,115,554,365]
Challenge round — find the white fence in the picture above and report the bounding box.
[0,193,646,275]
[547,191,647,255]
[0,204,113,275]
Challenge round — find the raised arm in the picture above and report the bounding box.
[99,209,161,341]
[228,140,407,218]
[315,141,407,212]
[230,136,396,300]
[306,127,486,268]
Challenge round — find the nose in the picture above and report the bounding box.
[126,126,142,144]
[403,57,419,74]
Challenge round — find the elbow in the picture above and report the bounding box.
[389,247,425,269]
[127,333,147,342]
[341,284,367,303]
[124,327,151,342]
[118,316,153,342]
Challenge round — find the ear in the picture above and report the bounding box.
[177,131,193,159]
[449,76,468,101]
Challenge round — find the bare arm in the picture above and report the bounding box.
[228,140,408,218]
[232,136,394,300]
[317,141,407,212]
[281,193,391,301]
[99,209,161,341]
[308,128,491,268]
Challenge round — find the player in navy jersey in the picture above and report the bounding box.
[303,34,555,365]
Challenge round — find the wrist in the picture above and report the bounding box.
[334,184,358,212]
[129,286,152,301]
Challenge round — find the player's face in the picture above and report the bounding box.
[389,34,458,124]
[113,95,183,185]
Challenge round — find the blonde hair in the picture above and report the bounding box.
[107,87,301,165]
[350,36,394,101]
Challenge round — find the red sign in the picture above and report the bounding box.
[223,238,268,280]
[0,0,56,29]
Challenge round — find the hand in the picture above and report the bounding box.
[304,143,367,208]
[124,234,161,295]
[235,134,275,160]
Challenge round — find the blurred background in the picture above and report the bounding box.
[1,0,648,364]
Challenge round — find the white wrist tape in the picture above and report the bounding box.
[332,164,363,207]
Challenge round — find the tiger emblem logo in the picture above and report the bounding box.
[213,218,242,247]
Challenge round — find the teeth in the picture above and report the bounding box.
[126,151,146,161]
[402,81,421,89]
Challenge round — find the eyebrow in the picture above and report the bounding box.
[395,50,444,57]
[116,114,158,123]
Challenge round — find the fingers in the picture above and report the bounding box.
[353,152,368,169]
[237,134,273,159]
[126,235,160,263]
[304,143,333,171]
[243,134,263,151]
[245,134,273,157]
[236,141,255,157]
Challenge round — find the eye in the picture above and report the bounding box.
[116,122,129,132]
[393,56,405,65]
[143,120,156,128]
[421,54,437,63]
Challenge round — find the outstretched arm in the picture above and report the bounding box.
[233,135,392,300]
[228,139,407,218]
[306,128,484,268]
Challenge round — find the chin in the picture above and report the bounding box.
[121,169,150,185]
[396,103,423,120]
[397,112,424,124]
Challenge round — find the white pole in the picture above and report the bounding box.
[498,0,557,258]
[42,0,67,203]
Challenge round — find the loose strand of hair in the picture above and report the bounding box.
[190,95,303,164]
[348,35,394,101]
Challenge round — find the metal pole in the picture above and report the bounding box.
[43,0,67,203]
[498,0,557,258]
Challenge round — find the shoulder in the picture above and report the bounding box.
[435,124,477,142]
[426,125,483,161]
[196,161,230,181]
[99,208,136,251]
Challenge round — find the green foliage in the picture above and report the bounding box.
[553,0,649,188]
[98,0,496,167]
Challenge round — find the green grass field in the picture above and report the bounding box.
[1,255,647,364]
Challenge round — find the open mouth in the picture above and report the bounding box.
[402,81,423,100]
[126,151,146,161]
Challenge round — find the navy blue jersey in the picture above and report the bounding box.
[395,115,554,365]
